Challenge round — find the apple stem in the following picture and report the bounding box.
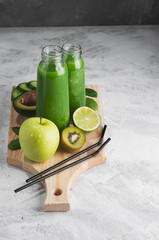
[40,117,43,125]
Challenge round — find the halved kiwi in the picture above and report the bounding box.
[61,127,86,153]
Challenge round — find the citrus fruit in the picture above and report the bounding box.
[73,107,100,132]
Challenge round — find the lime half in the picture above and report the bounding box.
[73,107,100,132]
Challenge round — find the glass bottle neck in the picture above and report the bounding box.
[41,45,62,63]
[62,43,82,59]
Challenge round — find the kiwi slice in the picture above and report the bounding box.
[86,88,97,98]
[61,127,86,152]
[86,97,98,111]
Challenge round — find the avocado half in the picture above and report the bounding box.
[13,91,36,117]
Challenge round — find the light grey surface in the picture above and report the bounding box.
[0,26,159,240]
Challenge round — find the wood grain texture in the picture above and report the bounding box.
[7,85,106,211]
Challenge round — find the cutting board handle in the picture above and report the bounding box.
[43,176,70,211]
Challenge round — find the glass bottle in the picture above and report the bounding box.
[62,43,85,115]
[36,45,70,132]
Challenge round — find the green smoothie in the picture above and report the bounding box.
[36,46,70,132]
[62,43,85,115]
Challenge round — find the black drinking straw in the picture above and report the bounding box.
[14,137,111,193]
[26,125,107,183]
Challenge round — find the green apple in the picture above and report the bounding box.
[19,117,60,162]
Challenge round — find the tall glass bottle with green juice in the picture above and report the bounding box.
[62,43,85,115]
[36,45,70,132]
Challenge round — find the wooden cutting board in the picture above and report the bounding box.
[7,85,107,211]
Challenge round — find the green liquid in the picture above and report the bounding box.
[64,56,85,115]
[36,61,70,132]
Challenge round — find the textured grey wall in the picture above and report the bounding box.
[0,0,159,27]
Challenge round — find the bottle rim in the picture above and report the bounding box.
[42,45,62,59]
[62,42,81,55]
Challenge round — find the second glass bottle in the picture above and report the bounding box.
[36,45,70,132]
[62,43,86,115]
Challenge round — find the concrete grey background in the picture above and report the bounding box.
[0,0,159,27]
[0,26,159,239]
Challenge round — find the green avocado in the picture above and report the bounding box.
[13,91,36,117]
[11,87,24,101]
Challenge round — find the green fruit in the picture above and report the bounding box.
[85,88,97,98]
[73,107,100,132]
[86,97,98,111]
[13,91,36,117]
[11,87,24,101]
[19,117,60,162]
[17,82,32,92]
[27,81,37,90]
[12,81,37,101]
[61,127,86,152]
